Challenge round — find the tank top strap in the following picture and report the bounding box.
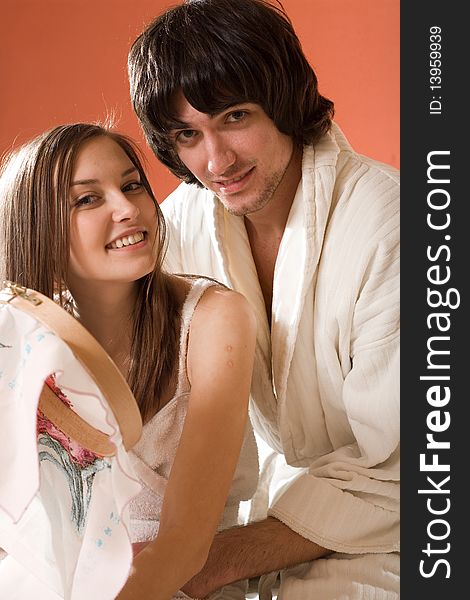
[175,277,222,396]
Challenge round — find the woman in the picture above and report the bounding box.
[0,123,258,599]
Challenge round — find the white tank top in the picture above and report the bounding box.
[129,277,259,543]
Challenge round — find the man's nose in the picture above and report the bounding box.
[206,135,236,177]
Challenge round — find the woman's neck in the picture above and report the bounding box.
[69,281,138,373]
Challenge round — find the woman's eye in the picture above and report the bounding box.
[123,181,143,193]
[75,194,97,207]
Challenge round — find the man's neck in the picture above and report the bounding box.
[244,145,302,236]
[243,145,302,325]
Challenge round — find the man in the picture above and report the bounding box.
[128,0,399,598]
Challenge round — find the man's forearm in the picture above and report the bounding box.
[182,516,330,598]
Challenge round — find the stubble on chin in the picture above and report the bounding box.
[218,174,283,217]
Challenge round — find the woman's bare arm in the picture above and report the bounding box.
[117,287,256,599]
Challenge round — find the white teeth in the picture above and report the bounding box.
[222,173,246,186]
[108,231,144,249]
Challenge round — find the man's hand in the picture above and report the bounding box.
[182,516,329,598]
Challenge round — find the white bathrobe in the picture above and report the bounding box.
[161,123,400,598]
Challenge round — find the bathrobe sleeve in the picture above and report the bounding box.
[161,184,224,279]
[268,159,400,554]
[160,187,186,274]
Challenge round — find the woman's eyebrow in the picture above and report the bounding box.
[70,178,99,187]
[70,167,138,187]
[121,167,138,177]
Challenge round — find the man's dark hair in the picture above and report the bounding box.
[128,0,334,185]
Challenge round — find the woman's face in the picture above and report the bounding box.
[67,135,157,289]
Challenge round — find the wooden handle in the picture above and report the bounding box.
[1,282,142,452]
[38,383,117,456]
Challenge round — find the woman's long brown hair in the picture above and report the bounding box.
[0,123,179,423]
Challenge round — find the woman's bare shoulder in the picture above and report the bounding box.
[168,273,255,327]
[186,284,256,395]
[186,283,256,377]
[193,284,256,331]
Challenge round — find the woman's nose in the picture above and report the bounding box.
[111,191,140,221]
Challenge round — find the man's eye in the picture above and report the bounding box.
[176,130,197,144]
[227,111,247,122]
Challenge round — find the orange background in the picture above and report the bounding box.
[0,0,399,203]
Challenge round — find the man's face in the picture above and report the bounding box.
[171,95,295,217]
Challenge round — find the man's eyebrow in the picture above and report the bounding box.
[170,122,192,131]
[169,118,205,131]
[70,167,137,187]
[170,104,251,131]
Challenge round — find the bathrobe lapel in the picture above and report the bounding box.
[271,138,339,409]
[207,127,341,442]
[210,201,279,429]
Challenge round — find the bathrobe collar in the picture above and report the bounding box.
[203,124,344,412]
